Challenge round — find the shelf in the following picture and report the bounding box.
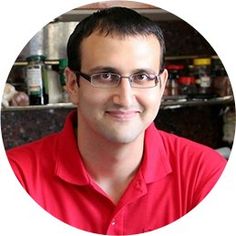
[14,60,59,66]
[161,96,234,109]
[1,102,74,111]
[1,96,234,112]
[12,55,220,67]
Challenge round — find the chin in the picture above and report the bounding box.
[102,129,144,144]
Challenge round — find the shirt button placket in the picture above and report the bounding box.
[107,208,125,234]
[107,218,116,235]
[107,213,124,235]
[111,219,116,226]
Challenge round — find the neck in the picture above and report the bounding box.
[77,121,144,204]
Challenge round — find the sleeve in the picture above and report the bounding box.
[8,155,29,190]
[6,146,39,193]
[191,148,227,207]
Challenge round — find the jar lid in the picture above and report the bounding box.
[193,58,211,66]
[179,76,196,85]
[26,55,46,62]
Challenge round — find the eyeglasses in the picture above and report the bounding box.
[74,71,161,89]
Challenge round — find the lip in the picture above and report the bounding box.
[106,110,140,120]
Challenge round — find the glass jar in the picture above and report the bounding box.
[26,55,48,105]
[47,64,64,104]
[193,58,212,94]
[211,57,232,97]
[59,58,70,103]
[178,76,197,95]
[164,64,184,97]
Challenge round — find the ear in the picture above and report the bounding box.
[64,67,80,105]
[159,68,168,97]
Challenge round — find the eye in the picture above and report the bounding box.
[92,72,120,85]
[132,73,154,81]
[99,72,113,80]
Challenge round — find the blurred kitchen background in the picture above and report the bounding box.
[1,1,235,159]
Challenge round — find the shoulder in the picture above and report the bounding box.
[7,110,77,163]
[158,129,225,163]
[148,126,227,183]
[7,132,59,162]
[159,129,226,197]
[146,123,226,166]
[6,133,60,187]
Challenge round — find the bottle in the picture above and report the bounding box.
[46,65,63,104]
[178,76,197,96]
[211,57,232,97]
[59,58,68,87]
[58,58,69,102]
[26,55,48,105]
[164,64,184,97]
[193,58,212,95]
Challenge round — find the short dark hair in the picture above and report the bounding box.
[67,7,166,72]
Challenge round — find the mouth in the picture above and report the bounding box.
[105,110,140,120]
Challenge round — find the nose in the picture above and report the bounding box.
[112,77,134,107]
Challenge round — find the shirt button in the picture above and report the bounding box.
[111,220,116,226]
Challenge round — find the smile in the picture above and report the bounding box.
[105,110,140,120]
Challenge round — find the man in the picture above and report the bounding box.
[7,7,226,235]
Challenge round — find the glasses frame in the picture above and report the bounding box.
[74,71,163,89]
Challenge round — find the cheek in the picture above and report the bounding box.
[78,90,107,114]
[141,91,162,123]
[140,90,161,110]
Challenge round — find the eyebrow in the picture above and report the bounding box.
[132,68,157,74]
[88,66,120,74]
[88,66,158,75]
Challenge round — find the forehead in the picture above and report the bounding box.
[80,32,161,72]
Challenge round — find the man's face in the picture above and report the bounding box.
[68,33,168,144]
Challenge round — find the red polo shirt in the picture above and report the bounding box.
[7,111,226,235]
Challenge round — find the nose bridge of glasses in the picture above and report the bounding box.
[118,75,134,85]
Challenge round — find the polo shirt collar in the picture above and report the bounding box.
[55,111,172,186]
[54,110,91,186]
[141,123,172,183]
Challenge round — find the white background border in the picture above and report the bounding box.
[0,0,235,235]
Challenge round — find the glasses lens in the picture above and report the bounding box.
[131,73,158,88]
[91,73,120,88]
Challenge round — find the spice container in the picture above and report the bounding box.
[193,58,212,95]
[164,64,184,96]
[211,58,232,97]
[26,55,48,105]
[59,58,70,103]
[46,65,63,104]
[178,76,197,96]
[59,58,68,86]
